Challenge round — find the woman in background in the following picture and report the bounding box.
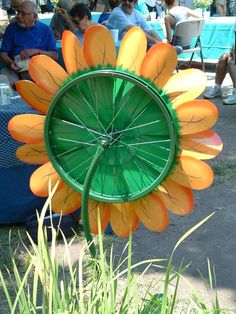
[164,0,201,48]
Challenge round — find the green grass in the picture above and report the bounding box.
[0,225,27,270]
[1,200,232,313]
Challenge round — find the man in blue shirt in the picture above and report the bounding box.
[107,0,162,45]
[0,1,58,87]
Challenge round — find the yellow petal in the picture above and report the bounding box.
[83,25,116,67]
[179,130,223,160]
[116,26,147,75]
[16,142,49,164]
[87,200,110,234]
[170,156,214,190]
[62,30,88,75]
[133,193,169,232]
[8,114,45,144]
[29,55,69,94]
[156,178,194,215]
[109,202,139,237]
[176,99,218,135]
[51,183,82,214]
[15,80,52,114]
[30,162,63,197]
[140,43,177,89]
[163,69,207,108]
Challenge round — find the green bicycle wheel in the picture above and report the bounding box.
[44,69,178,202]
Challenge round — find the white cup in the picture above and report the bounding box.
[150,11,156,21]
[110,29,119,44]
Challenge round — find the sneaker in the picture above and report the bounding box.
[223,91,236,105]
[173,45,183,55]
[203,86,222,99]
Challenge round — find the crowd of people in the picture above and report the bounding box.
[0,0,235,104]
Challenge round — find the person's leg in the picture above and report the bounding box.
[215,3,224,15]
[223,49,236,105]
[228,47,236,87]
[204,52,230,99]
[215,52,230,85]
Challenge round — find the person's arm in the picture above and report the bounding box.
[55,8,76,32]
[0,52,21,71]
[20,48,58,61]
[184,7,202,18]
[138,11,162,43]
[146,29,162,44]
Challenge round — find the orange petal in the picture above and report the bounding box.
[87,200,110,234]
[16,142,49,164]
[116,26,147,75]
[83,25,116,67]
[133,193,169,232]
[30,162,63,197]
[51,183,81,214]
[179,130,223,160]
[176,99,218,135]
[29,55,69,94]
[163,69,207,108]
[62,30,88,75]
[156,178,194,215]
[170,156,214,190]
[15,80,52,114]
[109,202,139,237]
[8,114,45,144]
[140,43,177,89]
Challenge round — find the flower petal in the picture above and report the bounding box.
[170,156,214,190]
[133,192,169,232]
[116,26,147,75]
[51,183,81,214]
[8,114,45,144]
[30,161,63,197]
[15,80,52,114]
[179,130,223,160]
[16,142,49,164]
[29,55,69,94]
[109,202,139,237]
[163,69,207,108]
[87,200,110,234]
[157,178,194,215]
[140,43,177,89]
[62,30,88,75]
[176,99,218,135]
[83,25,116,67]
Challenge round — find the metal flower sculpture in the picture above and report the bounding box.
[8,25,222,244]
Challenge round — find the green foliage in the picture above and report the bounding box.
[193,0,213,8]
[0,193,228,314]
